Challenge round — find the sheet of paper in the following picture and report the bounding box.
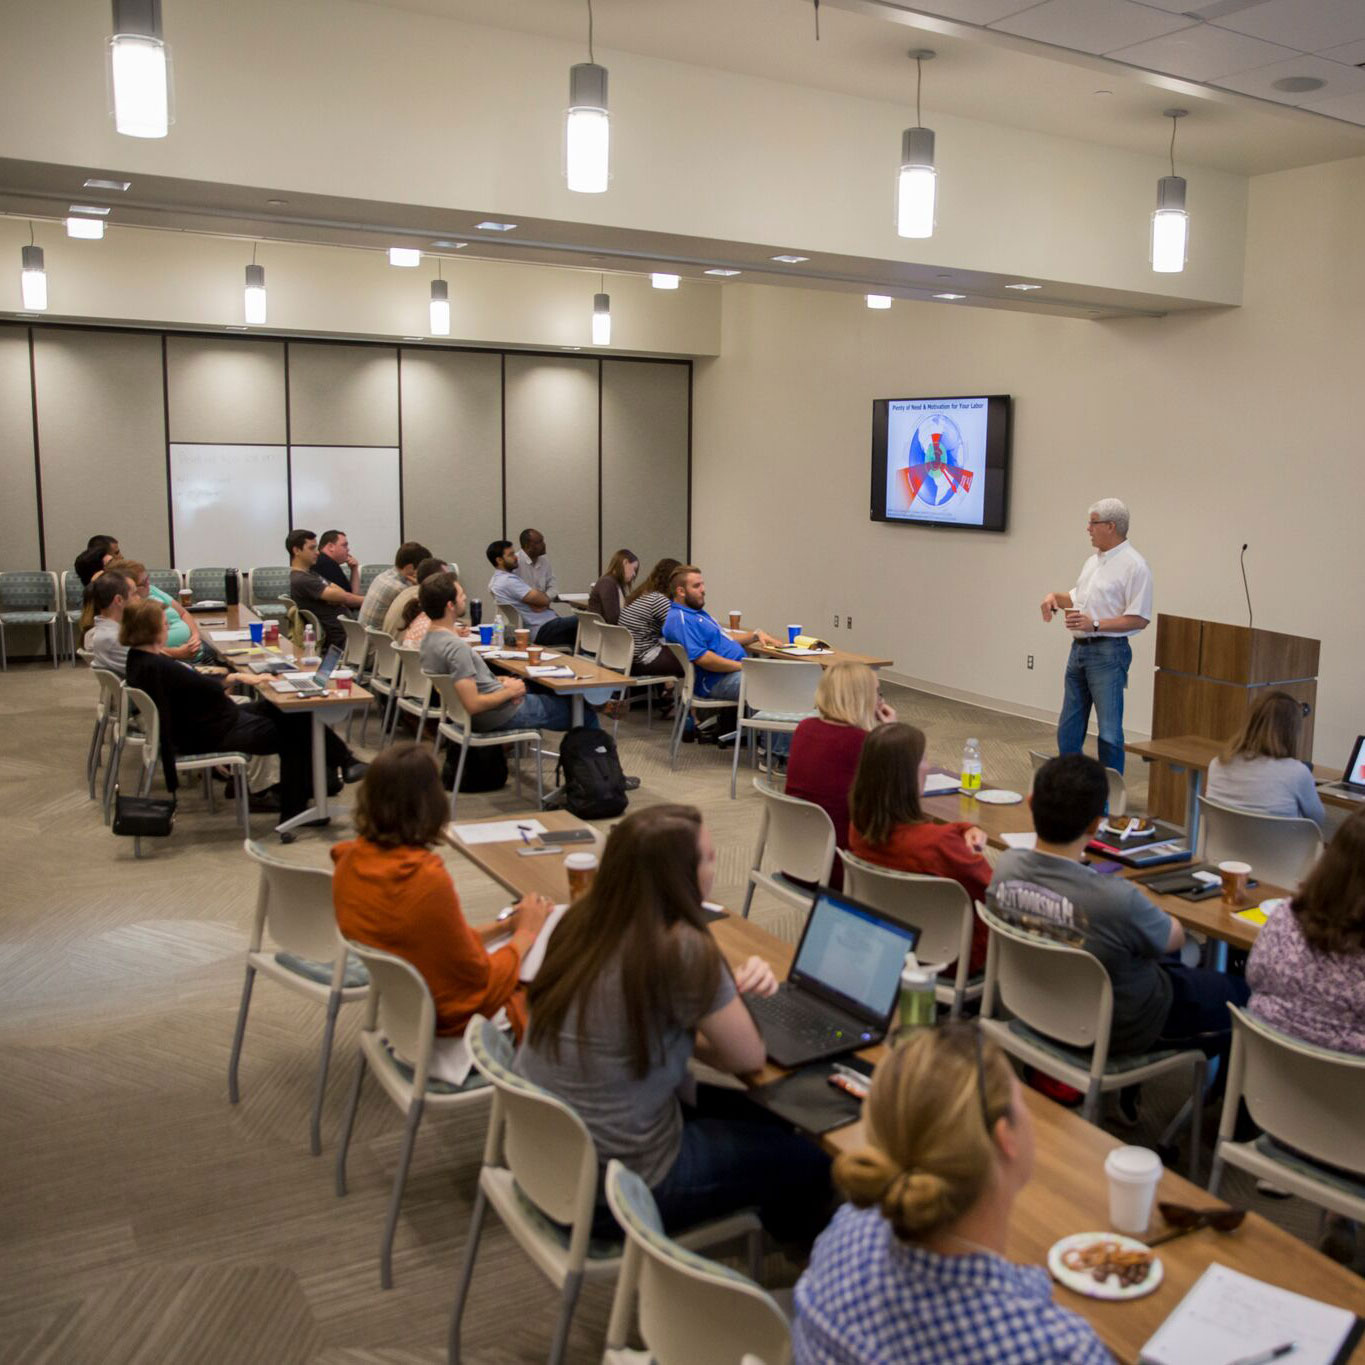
[1001,832,1038,850]
[527,665,575,677]
[211,629,252,641]
[1139,1263,1357,1365]
[483,903,570,982]
[922,773,962,795]
[447,819,548,845]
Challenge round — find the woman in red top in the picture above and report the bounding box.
[849,724,990,974]
[785,662,897,887]
[332,743,552,1086]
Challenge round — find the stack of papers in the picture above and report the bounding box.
[446,819,547,845]
[211,629,253,642]
[922,773,963,796]
[527,664,575,677]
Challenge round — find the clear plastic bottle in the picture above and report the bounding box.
[492,619,504,649]
[896,957,937,1037]
[302,623,316,658]
[960,737,982,792]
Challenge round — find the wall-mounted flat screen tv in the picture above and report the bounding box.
[870,394,1012,532]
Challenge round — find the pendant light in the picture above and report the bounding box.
[896,51,937,239]
[243,246,266,325]
[430,262,450,336]
[592,277,611,346]
[109,0,172,138]
[20,228,47,311]
[1151,109,1189,274]
[565,0,609,193]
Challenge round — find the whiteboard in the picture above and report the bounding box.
[170,444,290,571]
[289,446,401,565]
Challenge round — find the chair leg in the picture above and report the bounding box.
[448,744,470,818]
[235,772,249,837]
[103,737,125,824]
[746,1226,764,1283]
[310,991,343,1157]
[87,713,108,799]
[226,963,257,1104]
[513,741,523,800]
[50,622,58,668]
[1208,1152,1225,1197]
[729,721,744,799]
[740,875,757,919]
[535,743,545,808]
[335,1050,368,1197]
[546,1268,585,1365]
[1081,1078,1102,1124]
[448,1185,489,1365]
[380,1097,425,1290]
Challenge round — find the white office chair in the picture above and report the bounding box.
[595,622,670,732]
[838,851,982,1018]
[386,644,435,745]
[602,1160,789,1365]
[741,778,835,919]
[1197,795,1322,889]
[575,610,605,659]
[729,659,820,799]
[1029,749,1127,816]
[1210,1005,1365,1224]
[339,616,373,679]
[86,667,124,801]
[360,628,400,746]
[447,1017,762,1365]
[666,643,735,769]
[59,569,85,665]
[429,672,544,816]
[334,942,494,1290]
[496,600,523,634]
[228,840,369,1155]
[976,900,1207,1177]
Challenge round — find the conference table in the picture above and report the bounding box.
[444,810,1365,1365]
[478,647,626,728]
[728,629,894,670]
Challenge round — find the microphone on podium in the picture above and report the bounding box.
[1240,543,1252,629]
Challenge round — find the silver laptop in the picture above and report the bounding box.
[287,643,343,698]
[1318,734,1365,801]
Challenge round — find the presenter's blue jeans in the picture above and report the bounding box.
[1057,636,1131,774]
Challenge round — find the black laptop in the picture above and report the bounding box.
[1318,735,1365,803]
[746,887,920,1069]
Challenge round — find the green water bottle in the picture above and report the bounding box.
[896,961,937,1037]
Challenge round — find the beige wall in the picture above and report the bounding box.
[692,154,1365,767]
[0,330,39,568]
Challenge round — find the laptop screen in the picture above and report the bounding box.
[790,889,920,1022]
[313,644,343,685]
[1346,735,1365,789]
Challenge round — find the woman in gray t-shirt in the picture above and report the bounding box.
[515,805,832,1243]
[1207,690,1326,830]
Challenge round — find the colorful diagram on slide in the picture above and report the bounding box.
[900,413,974,508]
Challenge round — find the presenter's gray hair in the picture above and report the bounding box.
[1089,498,1129,537]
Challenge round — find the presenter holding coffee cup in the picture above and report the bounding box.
[1040,499,1153,775]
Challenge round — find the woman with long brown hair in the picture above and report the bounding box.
[516,803,831,1241]
[587,548,639,625]
[617,555,684,681]
[1207,689,1326,829]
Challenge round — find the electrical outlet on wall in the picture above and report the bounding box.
[846,615,853,630]
[833,614,840,628]
[1027,655,1034,670]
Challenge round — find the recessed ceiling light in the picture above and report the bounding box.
[933,292,965,300]
[866,294,893,309]
[704,268,741,277]
[266,198,288,207]
[1005,283,1042,291]
[771,254,809,264]
[83,177,131,192]
[475,221,518,232]
[66,216,105,239]
[68,204,110,216]
[651,273,680,290]
[388,247,421,267]
[430,240,469,249]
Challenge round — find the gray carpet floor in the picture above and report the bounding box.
[0,661,1354,1363]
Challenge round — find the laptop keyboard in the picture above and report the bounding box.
[751,989,866,1048]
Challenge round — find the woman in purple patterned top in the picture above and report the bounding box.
[1247,809,1365,1055]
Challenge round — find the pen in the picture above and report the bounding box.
[1227,1344,1296,1365]
[517,823,533,845]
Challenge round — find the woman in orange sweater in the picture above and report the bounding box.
[332,742,552,1086]
[849,723,991,975]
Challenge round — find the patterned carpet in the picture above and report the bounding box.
[0,662,1349,1364]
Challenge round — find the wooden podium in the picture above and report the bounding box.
[1147,615,1320,824]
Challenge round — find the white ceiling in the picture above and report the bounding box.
[350,0,1365,174]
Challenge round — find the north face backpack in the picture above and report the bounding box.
[555,726,628,819]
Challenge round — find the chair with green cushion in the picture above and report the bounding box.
[186,566,231,604]
[359,562,387,593]
[146,568,183,598]
[602,1160,790,1365]
[248,565,292,622]
[0,570,60,669]
[60,569,86,665]
[976,900,1207,1177]
[447,1015,763,1365]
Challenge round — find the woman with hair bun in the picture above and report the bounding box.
[793,1026,1109,1364]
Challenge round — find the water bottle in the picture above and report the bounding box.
[302,623,316,658]
[895,957,937,1037]
[469,597,483,628]
[961,737,982,793]
[492,619,504,649]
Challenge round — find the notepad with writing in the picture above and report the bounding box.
[1139,1263,1363,1365]
[921,773,962,796]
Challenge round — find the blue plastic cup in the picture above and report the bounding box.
[479,624,494,645]
[787,624,802,643]
[249,621,264,645]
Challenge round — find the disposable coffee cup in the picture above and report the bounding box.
[248,621,264,645]
[565,850,599,901]
[728,610,742,630]
[514,628,530,649]
[527,645,543,665]
[787,624,802,643]
[264,621,279,643]
[333,669,354,693]
[478,624,494,646]
[1104,1145,1162,1234]
[1218,860,1252,907]
[178,587,193,605]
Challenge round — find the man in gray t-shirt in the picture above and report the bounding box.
[421,628,521,732]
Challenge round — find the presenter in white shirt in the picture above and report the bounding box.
[1040,498,1153,774]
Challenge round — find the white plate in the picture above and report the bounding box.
[1047,1233,1162,1300]
[973,788,1023,805]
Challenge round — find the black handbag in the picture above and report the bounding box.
[111,787,176,837]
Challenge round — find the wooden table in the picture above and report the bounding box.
[444,810,606,902]
[709,916,1365,1365]
[480,647,626,727]
[746,640,895,670]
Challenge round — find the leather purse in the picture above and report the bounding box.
[111,787,175,837]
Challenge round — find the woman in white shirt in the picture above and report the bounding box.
[1207,689,1326,830]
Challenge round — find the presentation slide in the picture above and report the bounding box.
[883,397,990,527]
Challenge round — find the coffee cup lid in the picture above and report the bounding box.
[1217,860,1252,875]
[1104,1145,1161,1180]
[564,851,598,869]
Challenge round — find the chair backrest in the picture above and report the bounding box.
[1030,749,1127,816]
[242,838,347,964]
[0,570,58,612]
[977,901,1112,1052]
[1198,796,1321,888]
[496,600,522,632]
[186,567,231,602]
[1227,1005,1365,1175]
[429,672,473,738]
[738,658,821,716]
[339,617,372,672]
[92,667,123,718]
[345,939,439,1083]
[367,628,400,687]
[605,1161,792,1365]
[393,644,432,704]
[249,565,291,605]
[595,621,633,673]
[147,569,183,597]
[61,569,85,612]
[665,641,697,700]
[467,1015,601,1250]
[839,852,970,968]
[752,780,836,887]
[120,685,161,778]
[575,611,604,658]
[359,562,387,592]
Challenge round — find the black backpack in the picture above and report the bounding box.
[555,727,628,819]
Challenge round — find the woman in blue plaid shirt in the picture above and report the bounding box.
[793,1026,1112,1364]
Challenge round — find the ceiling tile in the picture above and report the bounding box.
[1214,0,1365,52]
[1301,88,1365,124]
[991,0,1194,55]
[1317,38,1365,65]
[1109,24,1296,81]
[909,0,1049,24]
[1215,51,1365,104]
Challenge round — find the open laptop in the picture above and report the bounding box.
[1317,734,1365,802]
[746,887,920,1069]
[283,643,343,698]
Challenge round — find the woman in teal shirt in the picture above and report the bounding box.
[107,559,203,659]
